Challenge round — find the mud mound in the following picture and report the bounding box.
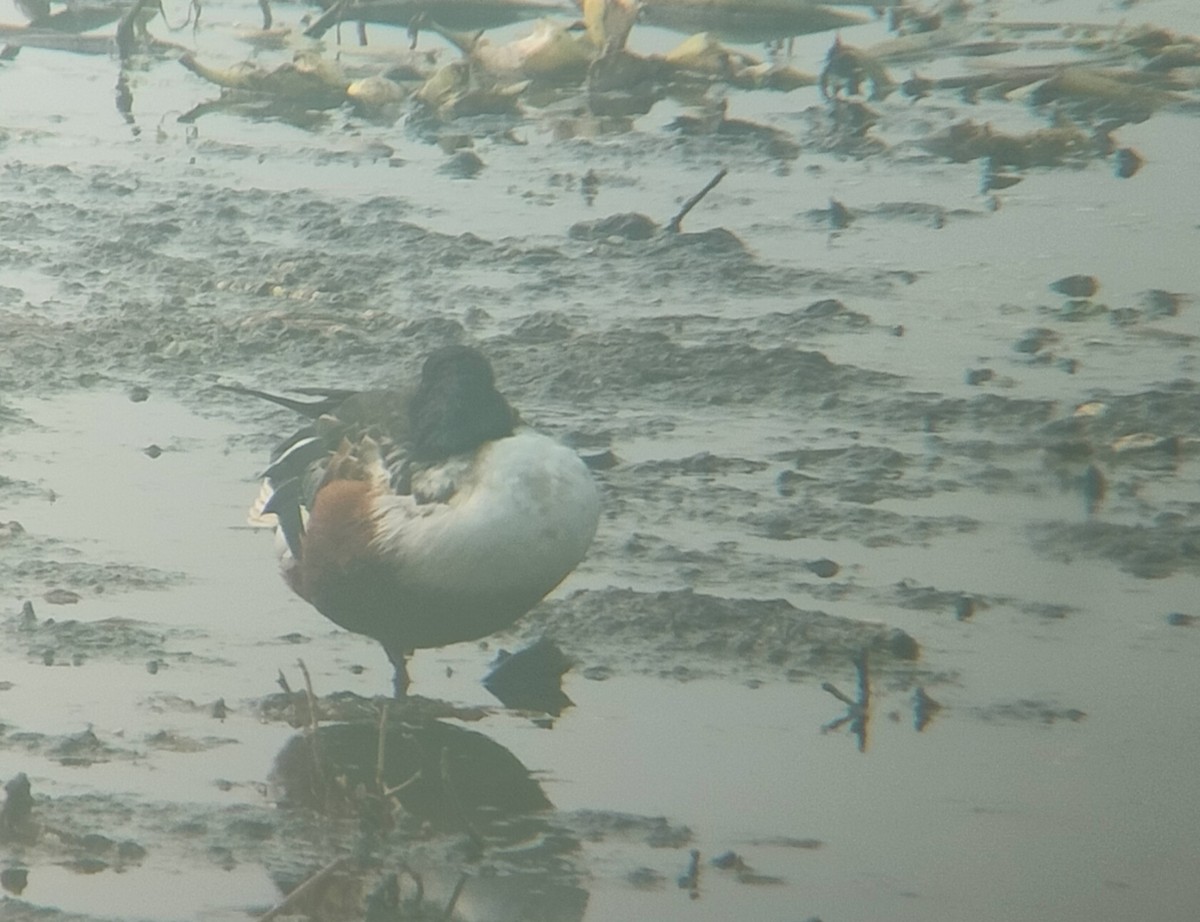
[525,587,921,681]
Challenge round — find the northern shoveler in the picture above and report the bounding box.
[232,345,600,696]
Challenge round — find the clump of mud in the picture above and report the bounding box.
[525,587,922,682]
[3,599,191,668]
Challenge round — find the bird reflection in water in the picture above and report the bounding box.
[267,706,588,922]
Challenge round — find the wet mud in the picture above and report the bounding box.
[1,0,1199,920]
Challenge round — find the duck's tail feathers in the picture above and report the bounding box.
[249,477,308,561]
[217,383,358,419]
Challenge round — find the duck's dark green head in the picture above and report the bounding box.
[410,345,517,462]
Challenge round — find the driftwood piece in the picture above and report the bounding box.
[0,22,116,53]
[641,0,867,43]
[305,0,569,39]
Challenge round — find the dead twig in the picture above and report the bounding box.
[295,659,330,808]
[257,857,346,922]
[297,658,321,726]
[303,0,348,40]
[666,167,727,234]
[677,848,701,898]
[439,747,484,850]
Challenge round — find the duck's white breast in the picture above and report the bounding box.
[370,430,600,598]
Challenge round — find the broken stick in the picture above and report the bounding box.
[667,167,728,234]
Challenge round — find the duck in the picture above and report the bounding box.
[230,345,600,697]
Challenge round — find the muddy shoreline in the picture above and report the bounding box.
[2,0,1199,919]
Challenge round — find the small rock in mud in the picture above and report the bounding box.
[627,866,664,889]
[712,850,744,869]
[1140,288,1185,318]
[827,198,853,229]
[143,444,163,458]
[439,149,485,178]
[1050,275,1098,298]
[804,558,840,578]
[0,521,26,543]
[581,449,618,471]
[776,469,816,496]
[43,588,82,605]
[965,368,994,386]
[128,385,150,402]
[0,773,35,843]
[1013,327,1059,354]
[511,310,574,342]
[886,628,921,661]
[1114,147,1143,178]
[569,212,658,241]
[0,866,28,895]
[1165,612,1196,627]
[50,728,118,766]
[1057,299,1106,322]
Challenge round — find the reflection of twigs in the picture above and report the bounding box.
[854,648,870,713]
[383,768,422,798]
[257,857,346,922]
[374,701,422,799]
[439,873,469,922]
[677,848,700,898]
[439,747,484,850]
[852,649,870,752]
[115,70,133,125]
[666,167,728,234]
[375,700,389,792]
[115,0,156,60]
[820,649,871,752]
[820,681,855,707]
[258,0,271,30]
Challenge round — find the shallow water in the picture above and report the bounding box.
[1,0,1199,919]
